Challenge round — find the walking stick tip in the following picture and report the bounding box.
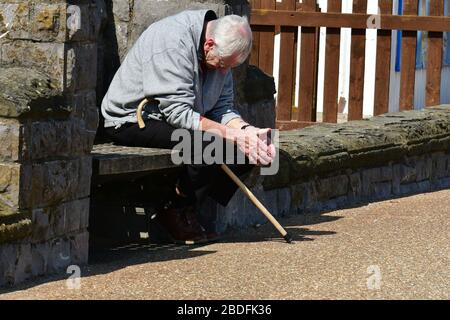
[284,233,294,244]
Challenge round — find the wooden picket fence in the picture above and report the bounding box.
[249,0,450,130]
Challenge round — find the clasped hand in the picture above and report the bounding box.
[226,126,276,166]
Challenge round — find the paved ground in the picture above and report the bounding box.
[1,190,449,300]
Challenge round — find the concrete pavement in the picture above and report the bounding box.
[1,189,449,300]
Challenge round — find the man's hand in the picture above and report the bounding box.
[200,117,276,166]
[225,127,275,166]
[242,126,277,166]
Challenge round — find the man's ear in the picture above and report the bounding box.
[204,38,215,53]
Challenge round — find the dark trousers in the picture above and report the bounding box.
[104,119,254,207]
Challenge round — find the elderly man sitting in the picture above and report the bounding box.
[101,9,276,245]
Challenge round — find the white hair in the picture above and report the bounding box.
[208,15,252,66]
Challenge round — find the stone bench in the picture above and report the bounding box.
[91,143,177,177]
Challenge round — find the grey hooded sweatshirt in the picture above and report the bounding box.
[101,9,241,131]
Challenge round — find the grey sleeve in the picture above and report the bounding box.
[205,71,241,125]
[142,48,201,131]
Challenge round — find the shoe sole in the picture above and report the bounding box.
[173,238,209,245]
[153,220,209,245]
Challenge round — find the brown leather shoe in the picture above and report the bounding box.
[156,205,207,245]
[184,206,222,243]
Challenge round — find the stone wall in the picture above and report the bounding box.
[200,106,450,233]
[0,0,104,286]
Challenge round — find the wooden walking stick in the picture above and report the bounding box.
[220,164,293,243]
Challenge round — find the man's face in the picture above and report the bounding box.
[203,38,240,73]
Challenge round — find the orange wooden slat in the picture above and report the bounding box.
[249,0,261,67]
[426,1,444,107]
[374,0,394,116]
[276,0,297,121]
[399,0,419,111]
[258,0,276,75]
[298,0,319,122]
[323,0,342,123]
[348,0,367,121]
[251,10,450,32]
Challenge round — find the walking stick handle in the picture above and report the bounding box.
[137,98,148,129]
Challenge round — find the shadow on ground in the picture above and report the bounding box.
[0,210,340,295]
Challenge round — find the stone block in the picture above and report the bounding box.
[289,183,306,213]
[371,181,393,201]
[66,43,98,91]
[112,0,132,22]
[70,231,89,265]
[362,166,393,196]
[31,208,51,242]
[0,67,67,119]
[14,243,32,284]
[392,163,416,184]
[48,198,90,239]
[21,119,93,161]
[1,42,65,90]
[0,118,20,162]
[348,171,362,200]
[392,163,416,194]
[410,155,433,182]
[26,120,72,160]
[77,156,92,199]
[31,241,49,277]
[277,188,291,217]
[68,1,106,42]
[431,152,448,180]
[315,175,349,201]
[303,181,319,212]
[48,237,71,274]
[0,2,30,39]
[0,157,92,210]
[436,177,450,189]
[30,3,67,42]
[69,89,98,124]
[399,182,420,196]
[0,162,21,209]
[416,180,432,193]
[0,1,104,43]
[0,244,18,286]
[31,158,85,208]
